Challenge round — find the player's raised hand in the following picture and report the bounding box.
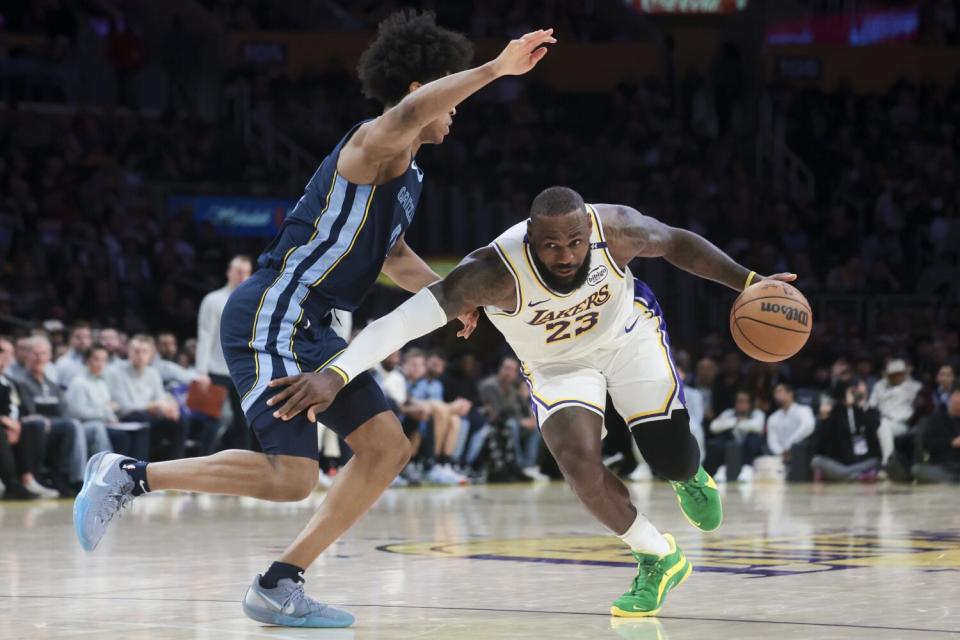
[456,308,480,339]
[267,370,346,422]
[491,29,556,77]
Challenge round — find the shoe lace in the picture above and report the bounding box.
[672,477,708,507]
[629,554,664,595]
[96,479,134,526]
[283,582,327,616]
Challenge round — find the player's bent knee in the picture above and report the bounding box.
[631,409,700,481]
[348,413,411,472]
[261,456,318,502]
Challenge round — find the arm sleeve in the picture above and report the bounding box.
[195,294,214,376]
[329,288,448,383]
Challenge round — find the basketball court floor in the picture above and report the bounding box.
[2,481,958,639]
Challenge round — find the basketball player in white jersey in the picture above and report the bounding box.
[266,186,796,617]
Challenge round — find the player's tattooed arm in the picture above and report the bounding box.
[266,247,516,421]
[597,203,795,291]
[429,246,519,318]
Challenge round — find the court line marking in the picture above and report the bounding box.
[0,594,956,635]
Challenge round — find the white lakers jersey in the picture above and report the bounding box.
[484,204,637,364]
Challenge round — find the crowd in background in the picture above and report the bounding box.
[0,3,958,498]
[1,306,958,500]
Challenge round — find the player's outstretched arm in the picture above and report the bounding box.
[342,29,556,180]
[381,234,480,338]
[598,203,796,291]
[266,247,515,421]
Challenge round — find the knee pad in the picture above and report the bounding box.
[631,409,700,481]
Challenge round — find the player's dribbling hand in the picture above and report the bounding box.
[760,273,798,283]
[491,29,556,77]
[267,370,346,422]
[456,308,479,339]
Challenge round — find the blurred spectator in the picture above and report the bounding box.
[8,335,58,383]
[0,337,45,499]
[64,345,150,460]
[693,357,718,422]
[96,328,124,363]
[442,353,489,473]
[677,365,705,464]
[152,331,208,389]
[412,352,468,485]
[478,356,531,483]
[767,383,816,462]
[55,321,93,388]
[811,380,881,482]
[932,365,956,412]
[13,336,90,495]
[196,256,253,450]
[712,352,743,415]
[912,389,960,484]
[708,389,765,482]
[869,359,922,463]
[105,335,186,460]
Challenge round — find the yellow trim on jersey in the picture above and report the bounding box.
[523,242,575,299]
[488,241,524,317]
[242,170,340,402]
[315,348,346,373]
[625,299,679,423]
[310,185,377,288]
[586,204,626,279]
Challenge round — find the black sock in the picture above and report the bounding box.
[260,562,305,589]
[121,460,151,496]
[437,455,451,466]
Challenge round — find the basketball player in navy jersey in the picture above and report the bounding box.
[74,12,555,628]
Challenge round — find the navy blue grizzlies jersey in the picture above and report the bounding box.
[221,120,425,450]
[258,120,424,318]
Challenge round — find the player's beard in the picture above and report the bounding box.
[531,249,592,295]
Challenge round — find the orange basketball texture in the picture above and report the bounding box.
[730,281,812,362]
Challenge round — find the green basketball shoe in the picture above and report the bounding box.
[611,534,692,618]
[669,466,723,532]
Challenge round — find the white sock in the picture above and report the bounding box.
[618,512,670,556]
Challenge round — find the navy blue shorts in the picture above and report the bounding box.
[220,269,390,460]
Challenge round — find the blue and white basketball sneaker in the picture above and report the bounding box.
[242,575,355,628]
[73,451,136,551]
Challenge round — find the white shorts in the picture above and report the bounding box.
[522,318,685,431]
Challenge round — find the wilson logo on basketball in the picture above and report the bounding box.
[760,302,809,327]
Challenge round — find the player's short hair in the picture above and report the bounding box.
[530,186,586,220]
[357,10,473,107]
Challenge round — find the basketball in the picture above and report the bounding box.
[730,280,812,362]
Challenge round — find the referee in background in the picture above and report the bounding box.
[197,255,253,450]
